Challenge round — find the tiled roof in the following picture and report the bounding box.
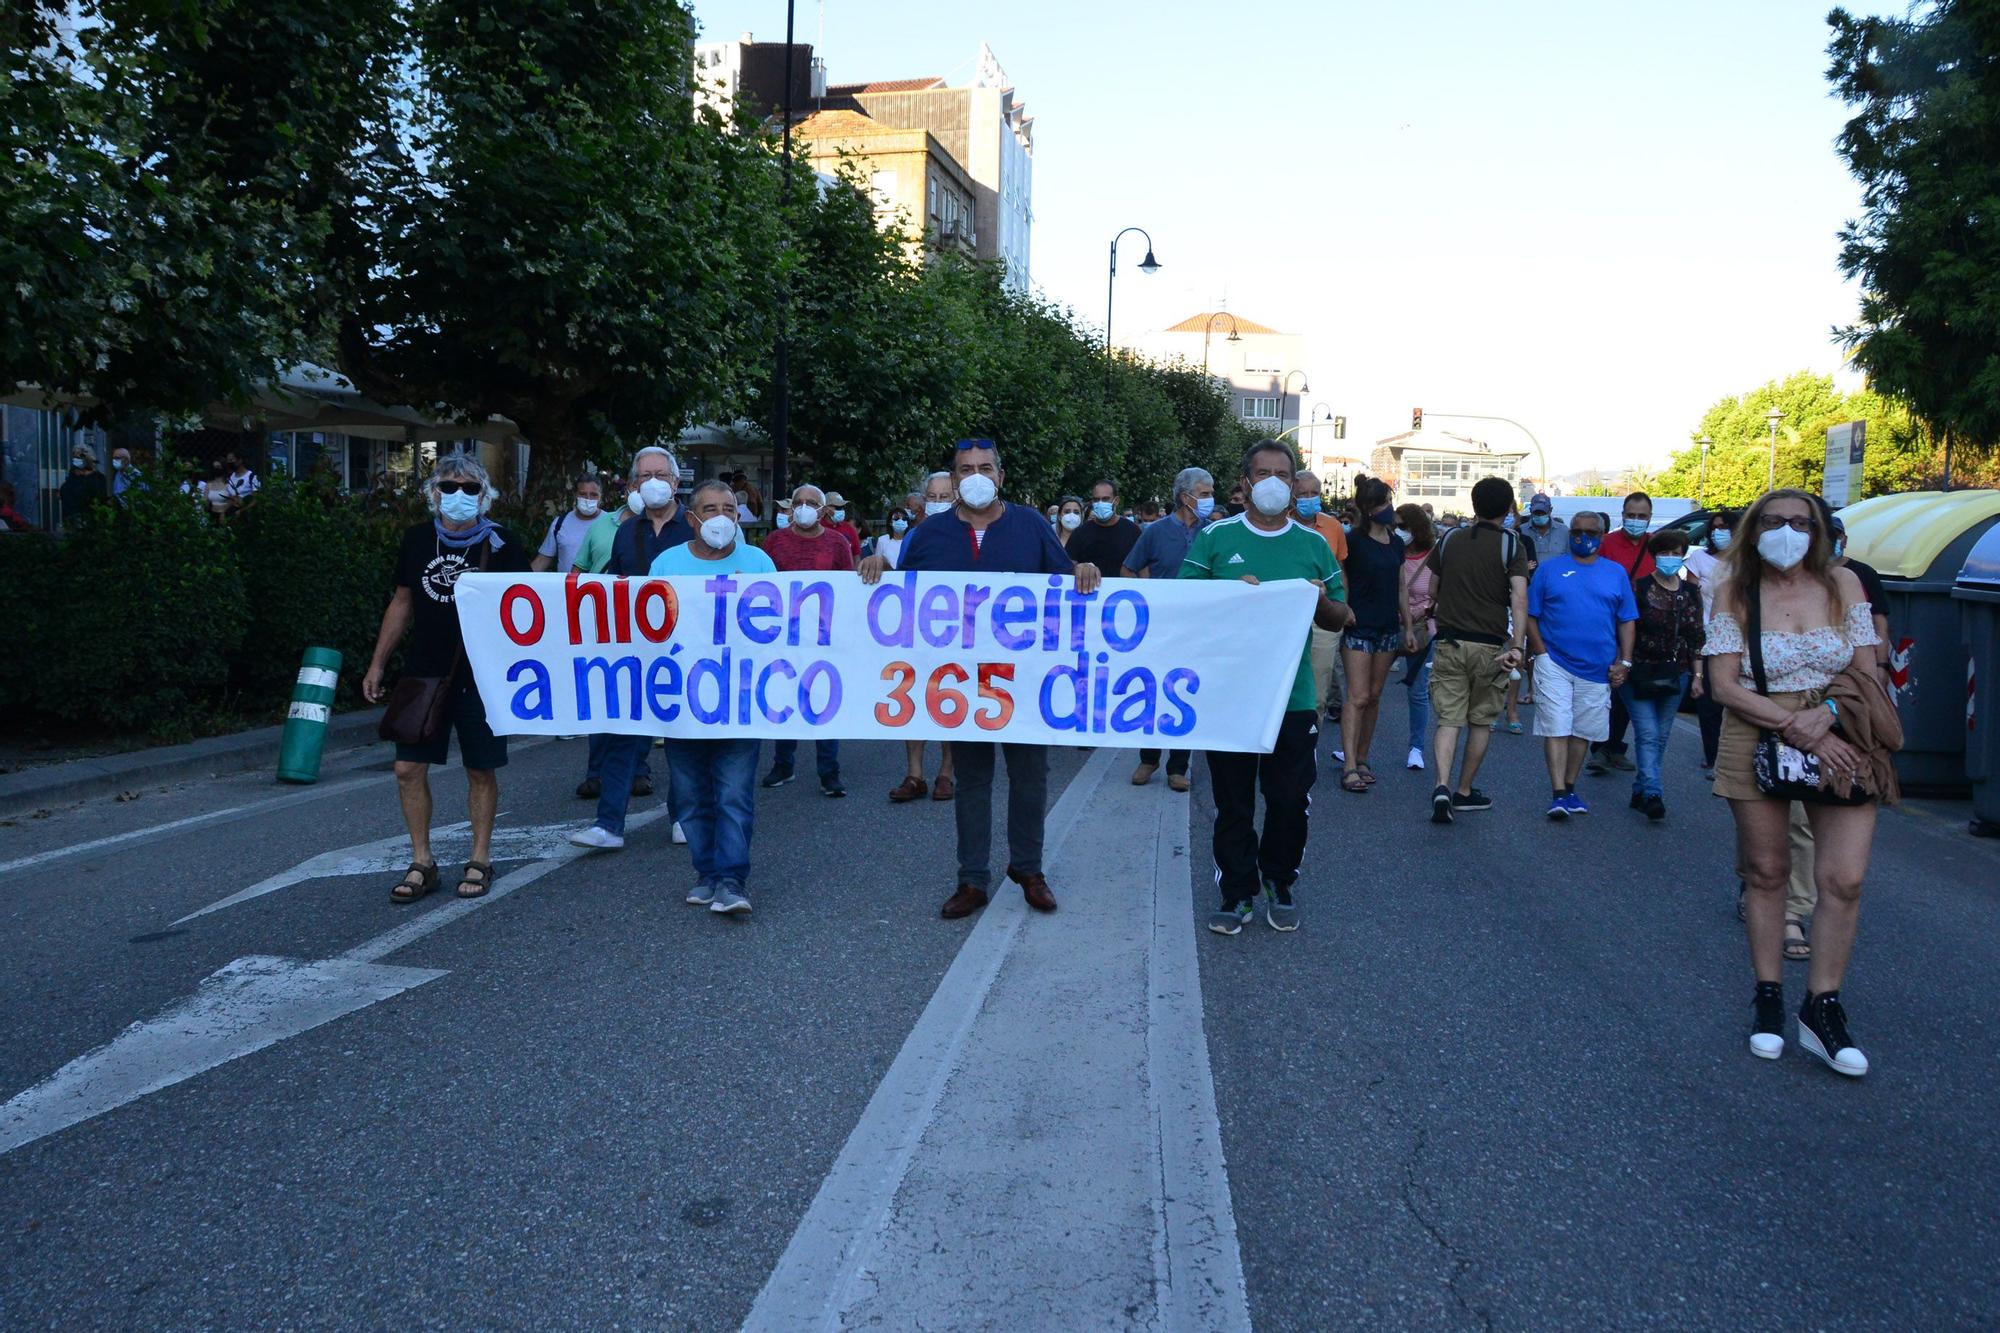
[1162,311,1283,335]
[794,109,885,137]
[826,77,946,95]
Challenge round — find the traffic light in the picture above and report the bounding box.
[1411,407,1423,431]
[1333,415,1347,440]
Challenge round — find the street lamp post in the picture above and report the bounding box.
[1305,401,1333,478]
[1423,411,1548,490]
[1278,370,1308,439]
[1104,227,1161,391]
[1764,406,1784,492]
[771,0,798,501]
[1697,434,1712,508]
[1201,312,1241,376]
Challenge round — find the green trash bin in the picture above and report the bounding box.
[1954,524,2000,836]
[1839,490,2000,791]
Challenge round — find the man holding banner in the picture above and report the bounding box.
[1182,439,1352,936]
[860,439,1102,920]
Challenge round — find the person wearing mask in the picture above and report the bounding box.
[1121,465,1218,791]
[568,474,646,801]
[758,483,856,796]
[858,439,1099,919]
[1397,504,1439,772]
[197,457,234,519]
[1336,475,1415,794]
[1422,477,1531,821]
[1527,510,1637,818]
[1685,508,1740,771]
[1705,489,1892,1076]
[362,454,530,902]
[110,447,146,501]
[822,490,861,561]
[224,452,260,509]
[874,506,912,568]
[1586,491,1658,775]
[648,481,777,916]
[1620,529,1706,820]
[1044,502,1060,527]
[532,474,605,573]
[1066,478,1143,575]
[1180,439,1351,935]
[569,447,691,845]
[1294,469,1350,734]
[1138,500,1162,527]
[1053,495,1086,550]
[59,443,108,531]
[890,471,961,804]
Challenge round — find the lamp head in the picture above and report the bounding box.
[1226,330,1241,342]
[1138,250,1160,275]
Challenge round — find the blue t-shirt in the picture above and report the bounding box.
[1528,555,1639,683]
[650,540,778,577]
[1343,530,1406,633]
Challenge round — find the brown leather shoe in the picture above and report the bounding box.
[1130,762,1157,786]
[940,883,988,919]
[931,773,955,801]
[888,776,928,803]
[1168,773,1191,793]
[1008,867,1058,913]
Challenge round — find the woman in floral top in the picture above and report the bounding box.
[1620,528,1707,820]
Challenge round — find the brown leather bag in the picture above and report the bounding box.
[377,539,484,745]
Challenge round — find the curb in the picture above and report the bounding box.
[0,707,387,815]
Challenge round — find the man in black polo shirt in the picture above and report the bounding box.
[569,445,691,852]
[1064,477,1142,575]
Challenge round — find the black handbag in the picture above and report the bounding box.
[1746,582,1869,805]
[1628,578,1689,699]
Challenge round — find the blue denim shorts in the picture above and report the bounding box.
[1343,627,1402,654]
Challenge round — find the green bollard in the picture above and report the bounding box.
[277,646,344,784]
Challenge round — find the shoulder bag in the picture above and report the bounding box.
[1746,579,1869,805]
[378,539,486,745]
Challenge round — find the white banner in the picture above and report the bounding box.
[453,571,1315,753]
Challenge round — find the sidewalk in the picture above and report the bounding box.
[0,708,385,815]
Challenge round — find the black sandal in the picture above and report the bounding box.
[1340,771,1369,794]
[391,861,439,904]
[456,860,495,899]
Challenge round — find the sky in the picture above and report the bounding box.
[687,0,1897,482]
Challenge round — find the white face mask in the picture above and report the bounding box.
[1394,527,1412,544]
[924,499,953,516]
[1060,511,1082,531]
[628,490,645,515]
[637,477,673,510]
[1757,524,1811,571]
[699,514,737,550]
[575,497,600,518]
[1250,475,1292,517]
[957,474,998,509]
[792,503,821,529]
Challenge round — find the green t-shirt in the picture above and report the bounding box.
[569,511,622,573]
[1179,514,1344,712]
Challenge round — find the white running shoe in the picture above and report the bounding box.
[671,821,687,845]
[1406,747,1425,770]
[568,825,624,851]
[1332,749,1346,764]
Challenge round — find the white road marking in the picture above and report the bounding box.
[744,748,1249,1330]
[0,955,446,1156]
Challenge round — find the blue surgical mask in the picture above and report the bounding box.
[775,511,791,529]
[438,490,481,523]
[1193,497,1216,519]
[1711,529,1732,551]
[1372,507,1395,529]
[1531,513,1551,528]
[1656,554,1686,577]
[832,508,845,523]
[1570,532,1602,558]
[1296,497,1322,518]
[891,518,908,535]
[1091,500,1115,521]
[1502,515,1517,530]
[1832,538,1846,559]
[1622,518,1648,538]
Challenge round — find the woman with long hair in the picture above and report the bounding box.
[1396,503,1438,771]
[1703,488,1895,1077]
[1054,495,1085,550]
[1336,476,1415,792]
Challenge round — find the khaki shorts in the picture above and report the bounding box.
[1309,627,1341,711]
[1429,639,1510,727]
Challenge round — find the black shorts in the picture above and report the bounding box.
[394,686,509,771]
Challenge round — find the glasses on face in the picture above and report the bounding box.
[435,480,484,496]
[1757,513,1816,532]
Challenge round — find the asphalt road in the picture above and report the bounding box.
[2,687,1995,1330]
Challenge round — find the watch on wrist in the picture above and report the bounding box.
[1617,659,1633,667]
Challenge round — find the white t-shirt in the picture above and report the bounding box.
[1685,547,1724,621]
[874,535,905,568]
[538,509,596,572]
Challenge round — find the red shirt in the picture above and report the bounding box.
[1598,528,1656,580]
[762,525,855,572]
[829,520,861,554]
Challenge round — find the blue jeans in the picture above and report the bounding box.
[592,735,653,835]
[1620,674,1688,799]
[665,738,761,885]
[586,731,650,783]
[773,737,840,778]
[1403,642,1433,751]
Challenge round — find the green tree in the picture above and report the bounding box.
[1828,2,2000,473]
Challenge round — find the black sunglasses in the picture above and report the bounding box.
[436,480,484,496]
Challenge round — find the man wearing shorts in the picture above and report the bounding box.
[1526,510,1636,818]
[1422,476,1530,823]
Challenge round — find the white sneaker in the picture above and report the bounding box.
[568,825,624,851]
[672,820,687,845]
[1405,747,1425,771]
[1332,749,1346,764]
[1749,1032,1784,1060]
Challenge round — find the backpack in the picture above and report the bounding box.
[1438,522,1518,571]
